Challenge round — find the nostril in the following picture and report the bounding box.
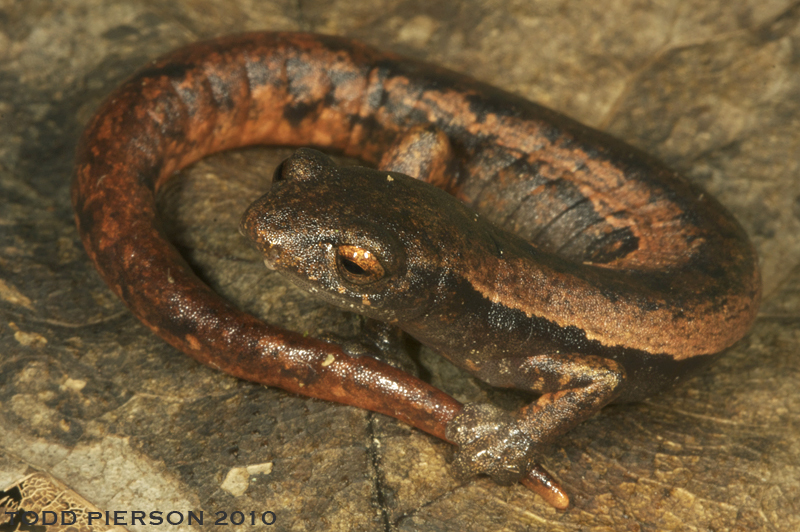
[272,160,286,182]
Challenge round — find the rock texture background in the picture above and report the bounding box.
[1,1,799,531]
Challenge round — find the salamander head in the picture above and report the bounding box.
[240,148,478,322]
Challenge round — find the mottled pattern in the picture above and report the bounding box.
[72,32,760,509]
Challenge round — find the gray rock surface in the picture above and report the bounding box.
[1,1,798,530]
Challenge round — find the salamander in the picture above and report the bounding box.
[72,32,761,509]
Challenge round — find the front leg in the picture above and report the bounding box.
[322,318,420,377]
[378,124,461,195]
[446,354,625,485]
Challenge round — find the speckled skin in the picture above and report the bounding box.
[72,32,760,509]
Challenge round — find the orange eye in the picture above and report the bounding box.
[336,245,385,284]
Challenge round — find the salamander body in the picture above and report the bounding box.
[72,32,760,508]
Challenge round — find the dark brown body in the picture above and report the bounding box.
[72,32,760,508]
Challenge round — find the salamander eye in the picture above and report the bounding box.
[336,245,385,284]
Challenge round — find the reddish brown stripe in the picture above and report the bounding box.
[72,31,761,507]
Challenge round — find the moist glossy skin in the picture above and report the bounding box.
[242,148,732,402]
[72,32,761,509]
[241,146,758,485]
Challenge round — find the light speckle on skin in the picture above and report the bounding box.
[386,175,393,181]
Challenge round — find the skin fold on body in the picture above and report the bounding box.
[72,32,761,509]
